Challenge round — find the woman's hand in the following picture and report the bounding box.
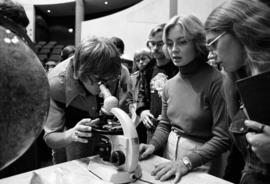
[140,110,155,129]
[151,160,189,184]
[139,143,155,160]
[70,118,99,143]
[245,120,270,163]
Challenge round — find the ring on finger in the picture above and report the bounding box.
[74,131,79,142]
[75,130,79,137]
[259,124,265,133]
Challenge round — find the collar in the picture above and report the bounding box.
[156,59,171,68]
[155,59,174,69]
[65,58,89,107]
[179,57,204,76]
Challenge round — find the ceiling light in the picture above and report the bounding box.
[68,28,73,33]
[47,10,51,13]
[104,1,108,5]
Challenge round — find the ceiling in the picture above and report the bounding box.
[35,0,142,20]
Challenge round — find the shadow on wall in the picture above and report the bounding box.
[35,15,49,42]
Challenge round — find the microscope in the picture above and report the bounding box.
[88,82,142,183]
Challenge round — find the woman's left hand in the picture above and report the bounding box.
[245,120,270,163]
[151,161,189,184]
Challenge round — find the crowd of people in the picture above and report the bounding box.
[1,0,270,184]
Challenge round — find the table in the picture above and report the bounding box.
[0,156,233,184]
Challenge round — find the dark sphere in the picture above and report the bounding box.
[0,26,50,170]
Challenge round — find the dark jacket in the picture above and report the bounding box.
[136,59,178,118]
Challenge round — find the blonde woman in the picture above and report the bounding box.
[139,15,231,183]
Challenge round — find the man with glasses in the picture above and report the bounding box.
[43,36,122,163]
[136,24,178,144]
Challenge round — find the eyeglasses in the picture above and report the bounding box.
[206,32,226,51]
[146,40,164,49]
[92,74,121,86]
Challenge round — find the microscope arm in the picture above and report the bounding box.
[110,108,139,172]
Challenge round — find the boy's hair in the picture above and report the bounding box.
[73,36,121,80]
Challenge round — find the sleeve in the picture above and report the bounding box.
[136,73,150,116]
[43,99,65,139]
[126,90,134,107]
[149,83,171,152]
[125,74,136,107]
[187,77,232,169]
[126,79,136,118]
[136,62,155,116]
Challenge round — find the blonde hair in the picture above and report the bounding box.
[133,48,152,72]
[163,15,208,61]
[134,48,152,60]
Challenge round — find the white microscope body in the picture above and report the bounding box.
[88,83,142,183]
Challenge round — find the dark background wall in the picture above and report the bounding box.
[35,7,75,45]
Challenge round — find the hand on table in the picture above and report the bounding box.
[139,143,155,160]
[245,120,270,163]
[151,160,189,184]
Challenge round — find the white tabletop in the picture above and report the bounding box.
[0,155,233,184]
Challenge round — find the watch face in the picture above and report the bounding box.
[182,157,192,170]
[183,158,189,165]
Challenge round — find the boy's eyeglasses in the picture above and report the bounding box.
[92,74,121,86]
[206,32,226,51]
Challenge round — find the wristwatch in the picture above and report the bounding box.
[182,156,192,171]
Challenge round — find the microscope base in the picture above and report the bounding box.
[88,156,142,183]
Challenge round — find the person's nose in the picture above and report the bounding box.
[152,45,159,51]
[172,42,180,53]
[208,51,216,61]
[139,59,145,65]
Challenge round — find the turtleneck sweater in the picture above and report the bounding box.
[150,58,231,169]
[178,56,204,76]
